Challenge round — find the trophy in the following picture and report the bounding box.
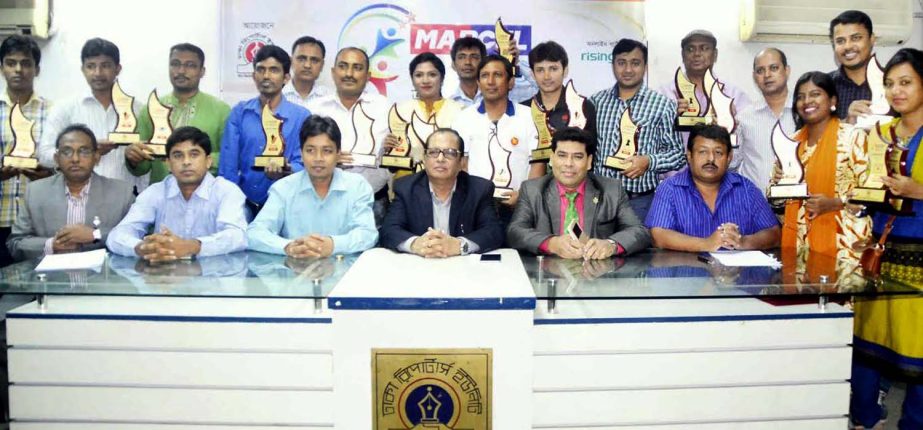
[488,130,514,199]
[380,104,412,170]
[850,121,890,204]
[768,121,808,199]
[3,104,39,169]
[564,80,588,129]
[146,90,173,157]
[856,54,893,130]
[495,17,517,76]
[604,106,639,170]
[109,81,141,144]
[674,67,712,129]
[704,68,739,148]
[409,111,437,151]
[253,103,285,169]
[529,100,553,162]
[883,126,914,215]
[345,102,380,167]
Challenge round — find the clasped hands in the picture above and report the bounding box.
[51,224,96,253]
[134,227,201,263]
[410,228,462,258]
[547,235,617,260]
[284,234,335,259]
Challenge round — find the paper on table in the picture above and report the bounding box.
[708,250,781,269]
[35,248,107,272]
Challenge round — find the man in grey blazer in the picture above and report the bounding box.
[7,124,134,260]
[507,127,651,259]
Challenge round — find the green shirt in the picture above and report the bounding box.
[132,91,231,183]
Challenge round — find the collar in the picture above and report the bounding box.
[612,82,648,102]
[476,99,515,116]
[0,90,41,107]
[64,177,92,198]
[753,92,793,115]
[299,168,349,193]
[555,179,587,198]
[452,85,480,103]
[428,179,457,204]
[166,172,215,200]
[833,65,868,87]
[243,96,292,117]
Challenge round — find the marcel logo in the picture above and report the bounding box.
[409,24,531,55]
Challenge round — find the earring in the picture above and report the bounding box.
[831,105,836,112]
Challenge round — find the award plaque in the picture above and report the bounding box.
[109,81,141,144]
[380,104,413,170]
[850,121,890,204]
[495,17,517,76]
[146,90,173,156]
[674,67,712,129]
[768,121,808,199]
[409,111,437,150]
[530,99,553,162]
[3,104,39,169]
[604,106,639,170]
[488,132,514,199]
[704,68,739,148]
[564,80,588,129]
[856,54,894,130]
[346,102,380,167]
[253,103,286,169]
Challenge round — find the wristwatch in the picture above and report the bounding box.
[459,239,470,256]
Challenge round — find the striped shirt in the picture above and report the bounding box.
[283,85,331,109]
[0,92,51,227]
[829,67,870,120]
[43,179,91,255]
[733,95,796,192]
[645,168,778,237]
[590,84,685,193]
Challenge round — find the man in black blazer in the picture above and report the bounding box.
[380,128,503,257]
[507,127,650,258]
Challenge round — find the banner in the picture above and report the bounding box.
[220,0,645,104]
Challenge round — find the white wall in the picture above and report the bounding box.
[5,0,923,104]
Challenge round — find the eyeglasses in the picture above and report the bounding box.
[424,148,461,160]
[56,147,95,159]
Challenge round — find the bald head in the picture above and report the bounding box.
[752,48,787,70]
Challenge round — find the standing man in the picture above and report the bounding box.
[0,35,53,266]
[828,10,877,123]
[735,48,795,192]
[219,44,310,216]
[284,36,330,108]
[307,47,391,225]
[591,39,684,221]
[449,36,537,106]
[38,38,146,190]
[126,43,231,184]
[524,40,596,134]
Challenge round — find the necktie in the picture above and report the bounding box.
[564,191,578,235]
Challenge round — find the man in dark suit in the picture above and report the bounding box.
[7,124,134,260]
[381,128,503,257]
[507,127,650,258]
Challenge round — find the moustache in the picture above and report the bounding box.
[702,163,717,169]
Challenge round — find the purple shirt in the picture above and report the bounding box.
[645,168,778,237]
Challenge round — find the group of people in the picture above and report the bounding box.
[0,8,922,429]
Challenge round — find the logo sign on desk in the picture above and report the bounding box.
[373,348,491,430]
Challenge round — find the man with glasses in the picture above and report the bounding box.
[381,128,503,257]
[126,43,231,184]
[7,125,134,260]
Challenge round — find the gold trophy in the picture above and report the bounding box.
[408,112,437,173]
[856,54,893,129]
[253,103,285,169]
[495,17,516,76]
[3,104,39,169]
[604,106,639,170]
[380,104,412,170]
[346,102,380,167]
[488,132,514,199]
[704,68,739,148]
[109,81,141,144]
[530,100,553,162]
[674,67,713,129]
[768,121,808,199]
[851,121,890,204]
[564,80,588,129]
[146,90,173,157]
[883,126,913,215]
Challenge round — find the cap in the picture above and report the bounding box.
[681,30,717,49]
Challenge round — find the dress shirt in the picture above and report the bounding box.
[283,85,331,109]
[247,168,377,255]
[43,179,90,255]
[452,100,538,191]
[307,93,392,193]
[218,97,309,205]
[396,181,480,254]
[38,90,148,190]
[734,95,795,192]
[645,168,778,237]
[106,173,248,257]
[0,92,50,228]
[537,180,585,254]
[590,84,685,193]
[449,61,538,106]
[828,67,871,120]
[133,91,231,183]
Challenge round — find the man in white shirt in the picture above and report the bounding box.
[38,38,147,191]
[283,36,331,108]
[448,36,537,106]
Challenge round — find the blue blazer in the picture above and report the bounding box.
[380,171,504,252]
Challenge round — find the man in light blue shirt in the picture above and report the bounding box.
[107,126,248,260]
[248,115,377,256]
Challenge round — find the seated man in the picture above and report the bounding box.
[7,125,134,260]
[107,126,248,261]
[247,115,377,256]
[646,124,780,252]
[381,128,503,257]
[507,127,650,259]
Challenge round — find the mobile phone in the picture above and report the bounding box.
[480,254,502,262]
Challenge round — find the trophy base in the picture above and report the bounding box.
[850,187,887,204]
[2,156,39,169]
[531,148,552,162]
[149,144,167,157]
[493,187,513,200]
[380,154,413,170]
[253,156,286,169]
[345,153,378,168]
[109,132,141,144]
[676,115,715,130]
[605,155,632,170]
[768,183,809,199]
[855,114,894,131]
